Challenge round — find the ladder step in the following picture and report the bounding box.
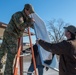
[20,53,30,57]
[23,71,34,74]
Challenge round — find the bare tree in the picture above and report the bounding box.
[46,19,69,60]
[47,19,69,43]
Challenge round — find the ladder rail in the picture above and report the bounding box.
[28,27,38,75]
[14,38,22,75]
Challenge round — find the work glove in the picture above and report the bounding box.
[27,17,34,23]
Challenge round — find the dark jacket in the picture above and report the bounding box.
[31,44,42,66]
[38,39,76,75]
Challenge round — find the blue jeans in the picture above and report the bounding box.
[27,64,44,75]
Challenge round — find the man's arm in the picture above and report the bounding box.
[12,12,34,30]
[37,39,71,55]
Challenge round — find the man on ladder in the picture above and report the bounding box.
[0,4,35,75]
